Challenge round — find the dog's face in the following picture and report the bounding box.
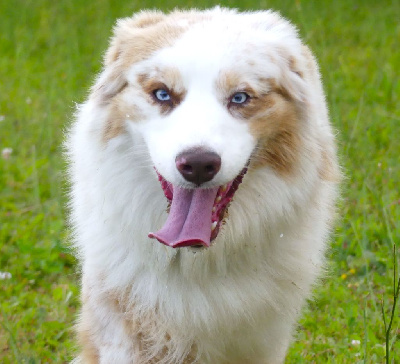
[94,9,309,248]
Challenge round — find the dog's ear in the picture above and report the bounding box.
[245,11,311,103]
[276,45,309,103]
[104,11,166,66]
[278,44,327,112]
[91,11,166,102]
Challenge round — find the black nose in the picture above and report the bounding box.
[176,149,221,186]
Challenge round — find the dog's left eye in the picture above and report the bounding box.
[154,89,171,102]
[231,92,249,104]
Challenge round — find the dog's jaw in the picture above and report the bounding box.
[149,168,247,248]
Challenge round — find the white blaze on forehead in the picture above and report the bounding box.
[151,22,257,85]
[157,27,229,82]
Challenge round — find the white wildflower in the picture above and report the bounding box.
[0,272,12,280]
[351,339,360,346]
[2,147,13,159]
[0,115,5,122]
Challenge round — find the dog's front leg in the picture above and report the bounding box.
[75,275,140,364]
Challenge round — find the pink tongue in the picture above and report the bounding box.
[149,186,219,248]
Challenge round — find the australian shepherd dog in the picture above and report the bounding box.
[66,7,339,364]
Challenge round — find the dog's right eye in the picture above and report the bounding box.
[154,89,171,102]
[231,92,249,104]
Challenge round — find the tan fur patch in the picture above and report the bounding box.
[79,328,99,364]
[300,44,317,77]
[217,71,246,96]
[138,68,186,115]
[318,147,340,182]
[101,105,126,143]
[106,288,198,364]
[105,12,170,66]
[101,88,143,143]
[249,94,301,176]
[216,71,271,102]
[216,72,300,176]
[238,90,299,175]
[130,11,166,30]
[104,14,185,71]
[289,56,303,78]
[78,290,100,364]
[105,10,213,67]
[97,12,187,142]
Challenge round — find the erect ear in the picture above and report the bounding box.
[91,11,167,103]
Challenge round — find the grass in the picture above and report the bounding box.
[0,0,399,362]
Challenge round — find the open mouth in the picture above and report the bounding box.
[148,168,247,248]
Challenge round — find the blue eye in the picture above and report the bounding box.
[154,89,171,101]
[231,92,249,104]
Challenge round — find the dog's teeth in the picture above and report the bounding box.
[211,221,217,231]
[216,196,222,203]
[212,206,216,213]
[220,184,228,192]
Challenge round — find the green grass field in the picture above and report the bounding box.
[0,0,399,362]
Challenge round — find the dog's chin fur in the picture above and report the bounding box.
[66,7,340,364]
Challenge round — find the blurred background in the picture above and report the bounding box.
[0,0,399,362]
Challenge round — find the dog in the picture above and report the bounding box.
[66,7,339,364]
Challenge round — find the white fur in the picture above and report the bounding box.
[66,7,339,364]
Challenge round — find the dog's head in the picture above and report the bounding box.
[92,8,315,248]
